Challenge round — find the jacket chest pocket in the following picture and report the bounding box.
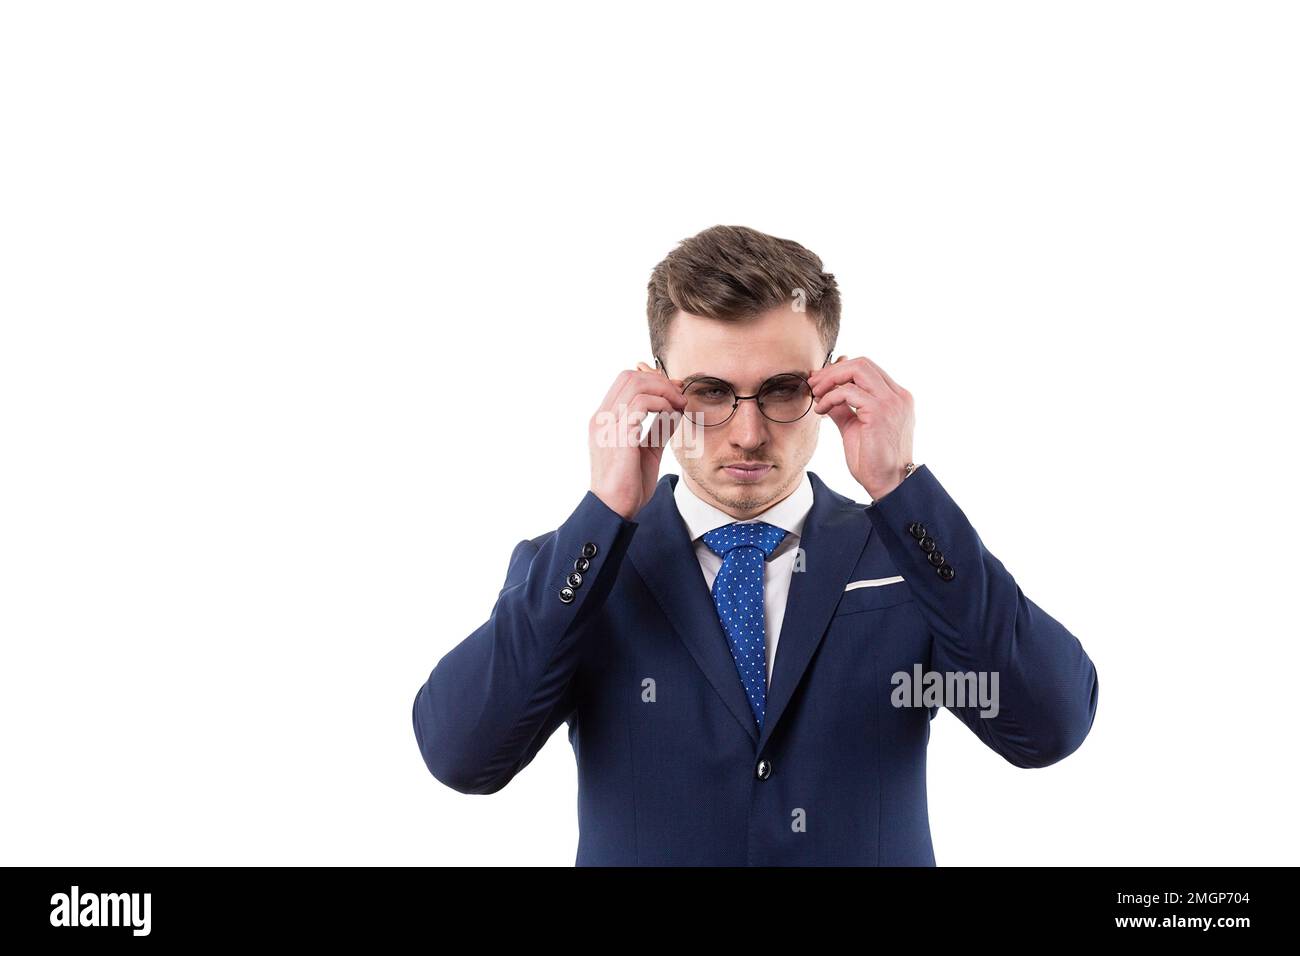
[833,577,913,615]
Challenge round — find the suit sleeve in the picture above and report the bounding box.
[866,465,1098,768]
[412,489,638,794]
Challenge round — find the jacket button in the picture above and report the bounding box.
[919,536,936,553]
[755,758,772,780]
[559,586,576,603]
[574,556,590,573]
[566,571,583,588]
[937,564,955,582]
[581,542,598,558]
[908,522,927,540]
[928,550,945,567]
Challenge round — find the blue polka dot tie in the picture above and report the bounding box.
[700,520,788,732]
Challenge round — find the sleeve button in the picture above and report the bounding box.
[566,571,583,588]
[581,542,598,558]
[559,586,576,603]
[937,564,955,582]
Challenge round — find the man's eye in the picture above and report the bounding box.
[686,382,732,403]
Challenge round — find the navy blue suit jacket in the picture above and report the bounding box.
[412,466,1098,865]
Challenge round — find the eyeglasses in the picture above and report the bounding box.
[654,350,833,426]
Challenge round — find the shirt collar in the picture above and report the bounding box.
[673,470,814,543]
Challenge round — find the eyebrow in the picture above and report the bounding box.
[681,370,810,386]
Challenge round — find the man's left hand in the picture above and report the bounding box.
[808,355,916,501]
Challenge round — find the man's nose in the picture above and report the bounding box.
[726,399,770,449]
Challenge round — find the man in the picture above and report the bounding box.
[412,224,1098,865]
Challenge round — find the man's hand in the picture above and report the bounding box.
[588,364,688,520]
[808,355,916,501]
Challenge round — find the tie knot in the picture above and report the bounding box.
[700,520,788,560]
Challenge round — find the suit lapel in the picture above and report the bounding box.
[757,471,872,755]
[627,474,760,744]
[627,471,873,752]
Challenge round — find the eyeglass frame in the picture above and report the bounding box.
[653,349,834,426]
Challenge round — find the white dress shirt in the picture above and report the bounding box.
[673,471,815,688]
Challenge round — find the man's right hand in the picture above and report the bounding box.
[589,365,688,520]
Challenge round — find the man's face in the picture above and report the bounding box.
[663,307,825,519]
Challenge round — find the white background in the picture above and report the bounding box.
[2,1,1297,866]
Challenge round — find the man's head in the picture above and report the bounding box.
[645,225,840,519]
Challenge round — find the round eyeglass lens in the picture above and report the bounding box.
[757,374,814,422]
[681,374,813,425]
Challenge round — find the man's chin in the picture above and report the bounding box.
[701,465,786,509]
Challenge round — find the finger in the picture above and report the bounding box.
[640,408,682,449]
[648,402,684,447]
[611,370,688,413]
[808,358,885,399]
[624,395,680,446]
[629,376,688,413]
[814,381,876,417]
[599,369,635,410]
[635,360,682,387]
[853,358,896,398]
[862,356,906,397]
[823,399,857,433]
[627,392,678,420]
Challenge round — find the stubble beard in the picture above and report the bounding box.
[682,457,800,517]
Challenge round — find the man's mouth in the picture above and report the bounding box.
[721,462,774,482]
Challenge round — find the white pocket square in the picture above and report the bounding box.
[844,576,905,590]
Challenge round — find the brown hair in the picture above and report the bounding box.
[646,224,840,362]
